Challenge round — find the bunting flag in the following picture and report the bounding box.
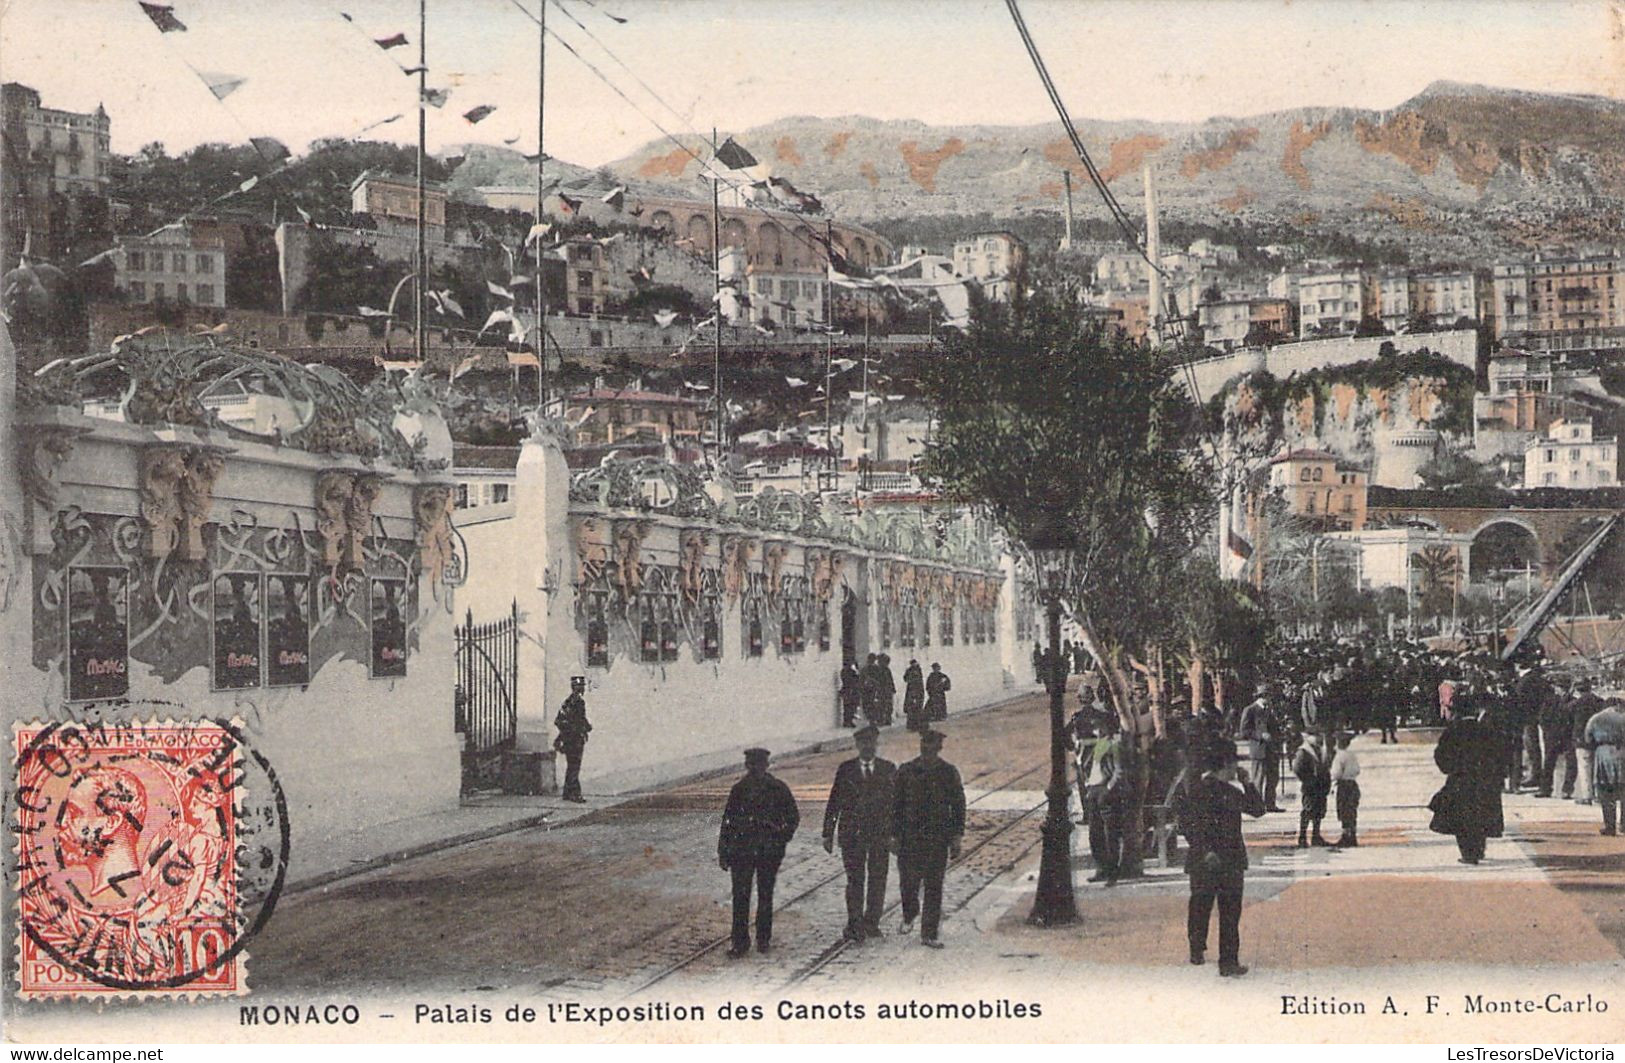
[509,274,530,286]
[627,203,645,218]
[374,356,421,373]
[503,135,521,145]
[250,137,290,162]
[487,280,514,301]
[785,376,806,387]
[682,381,710,392]
[764,177,823,214]
[525,222,551,244]
[830,357,857,371]
[374,32,408,49]
[294,204,312,224]
[359,113,405,133]
[236,175,258,193]
[507,350,539,368]
[652,309,678,328]
[401,65,426,76]
[601,185,626,210]
[200,71,247,100]
[426,289,464,318]
[356,306,391,318]
[138,2,187,33]
[421,87,450,108]
[462,104,496,124]
[479,309,515,334]
[556,193,581,215]
[451,354,481,381]
[713,137,758,170]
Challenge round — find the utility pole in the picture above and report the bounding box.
[823,220,834,487]
[414,0,427,367]
[710,128,723,468]
[1143,162,1161,347]
[1061,170,1074,252]
[534,0,547,407]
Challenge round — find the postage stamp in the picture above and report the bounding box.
[11,718,289,998]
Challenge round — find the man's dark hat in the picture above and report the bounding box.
[854,724,880,740]
[919,729,945,749]
[744,747,770,763]
[1202,740,1239,772]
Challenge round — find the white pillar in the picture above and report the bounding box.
[513,432,574,753]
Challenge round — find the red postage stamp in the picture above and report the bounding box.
[12,719,287,999]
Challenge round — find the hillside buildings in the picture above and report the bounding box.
[1523,418,1616,489]
[1267,449,1369,531]
[953,231,1025,301]
[1493,252,1625,352]
[110,223,228,307]
[1,82,111,267]
[350,171,448,241]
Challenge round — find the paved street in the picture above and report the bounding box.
[248,691,1624,1010]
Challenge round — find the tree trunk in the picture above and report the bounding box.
[1186,638,1205,716]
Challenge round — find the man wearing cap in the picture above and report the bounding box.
[891,729,965,948]
[822,724,897,942]
[554,676,592,804]
[718,748,800,957]
[1173,740,1267,977]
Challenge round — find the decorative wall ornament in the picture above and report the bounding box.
[139,447,189,561]
[414,484,456,596]
[678,528,709,606]
[807,549,833,603]
[829,551,847,595]
[721,535,756,603]
[572,515,610,587]
[612,519,649,601]
[314,471,384,572]
[19,424,89,555]
[763,541,789,601]
[177,448,226,562]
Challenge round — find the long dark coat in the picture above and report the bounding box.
[1428,716,1505,839]
[718,772,801,867]
[902,663,925,716]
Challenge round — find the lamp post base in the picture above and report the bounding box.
[1025,791,1079,928]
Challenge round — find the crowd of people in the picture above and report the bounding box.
[840,654,952,733]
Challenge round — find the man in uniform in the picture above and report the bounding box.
[553,676,591,803]
[718,748,800,957]
[891,729,965,948]
[822,724,896,942]
[925,663,952,723]
[1174,740,1267,977]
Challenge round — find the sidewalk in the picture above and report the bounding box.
[286,682,1044,893]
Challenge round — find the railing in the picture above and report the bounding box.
[455,600,519,793]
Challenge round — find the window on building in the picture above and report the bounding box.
[490,483,510,504]
[128,281,145,301]
[1546,449,1556,462]
[153,282,165,300]
[196,284,213,304]
[1544,472,1556,486]
[1571,448,1581,461]
[196,255,213,273]
[576,270,593,290]
[176,283,188,302]
[173,253,187,273]
[455,484,470,508]
[127,250,144,271]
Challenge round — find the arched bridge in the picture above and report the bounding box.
[1365,504,1619,583]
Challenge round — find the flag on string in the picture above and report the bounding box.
[487,280,514,301]
[525,222,551,244]
[421,87,450,108]
[427,289,464,318]
[507,350,539,368]
[294,204,312,224]
[138,2,186,32]
[713,137,758,170]
[831,357,857,371]
[556,193,581,215]
[785,376,806,387]
[200,71,247,100]
[450,354,481,380]
[402,65,426,76]
[462,104,496,124]
[250,137,290,162]
[652,309,678,328]
[503,135,521,145]
[601,185,626,210]
[683,381,710,391]
[236,176,258,193]
[480,309,515,334]
[509,274,530,286]
[374,32,408,49]
[360,113,405,133]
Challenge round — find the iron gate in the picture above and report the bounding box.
[455,601,518,793]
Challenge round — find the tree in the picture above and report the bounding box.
[919,280,1212,915]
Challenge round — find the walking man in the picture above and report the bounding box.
[1428,699,1504,864]
[1293,731,1332,847]
[1078,713,1125,884]
[1537,678,1586,799]
[718,748,800,957]
[554,676,592,804]
[1330,732,1361,847]
[902,659,926,732]
[822,724,896,942]
[925,662,952,723]
[839,658,863,728]
[1174,740,1266,977]
[860,653,882,726]
[892,729,965,949]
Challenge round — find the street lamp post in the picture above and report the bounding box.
[1027,541,1078,928]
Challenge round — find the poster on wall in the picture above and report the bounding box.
[212,572,263,690]
[66,565,129,702]
[370,577,408,678]
[266,573,311,687]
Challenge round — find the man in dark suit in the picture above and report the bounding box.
[718,748,800,957]
[892,729,965,949]
[1174,740,1266,977]
[554,676,592,803]
[822,724,896,942]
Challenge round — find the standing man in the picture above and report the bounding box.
[1078,713,1124,885]
[892,729,965,949]
[860,653,882,726]
[822,724,896,942]
[1428,697,1505,864]
[1292,731,1332,848]
[878,654,897,727]
[925,663,952,723]
[1545,680,1602,800]
[1173,740,1266,977]
[1582,699,1624,835]
[554,676,592,804]
[902,659,926,732]
[718,748,800,957]
[1236,688,1276,807]
[839,658,863,728]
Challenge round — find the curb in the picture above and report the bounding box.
[282,685,1045,896]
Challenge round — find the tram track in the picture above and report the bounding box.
[606,756,1052,1000]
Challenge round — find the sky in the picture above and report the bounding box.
[2,0,1622,167]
